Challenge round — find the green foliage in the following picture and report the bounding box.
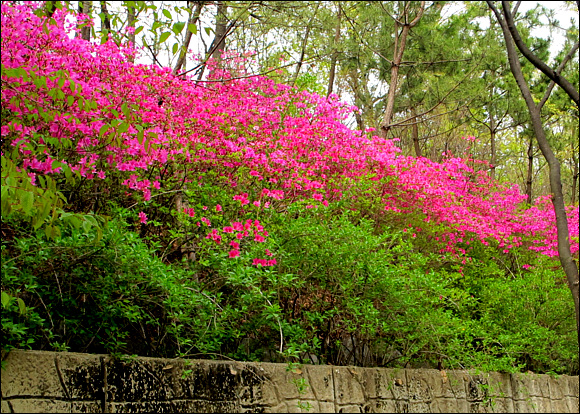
[1,1,577,375]
[1,215,214,357]
[2,193,576,374]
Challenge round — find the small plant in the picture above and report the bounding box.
[181,359,194,379]
[292,377,312,412]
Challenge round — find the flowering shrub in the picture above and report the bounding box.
[1,3,578,374]
[1,3,577,263]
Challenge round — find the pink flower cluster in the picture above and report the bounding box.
[1,3,578,265]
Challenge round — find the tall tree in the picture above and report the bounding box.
[380,1,425,138]
[79,1,92,41]
[100,1,111,34]
[487,0,580,346]
[326,2,342,97]
[174,1,205,75]
[127,2,136,62]
[211,1,228,62]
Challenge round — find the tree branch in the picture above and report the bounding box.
[501,0,579,107]
[539,41,580,110]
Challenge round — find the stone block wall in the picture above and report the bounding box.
[1,350,578,413]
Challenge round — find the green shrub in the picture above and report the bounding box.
[2,196,576,375]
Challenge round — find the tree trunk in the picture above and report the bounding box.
[411,107,422,157]
[100,1,111,33]
[197,1,228,81]
[501,1,579,107]
[525,137,533,204]
[350,71,365,132]
[380,1,425,138]
[174,1,205,76]
[572,161,578,205]
[488,101,497,180]
[290,3,320,87]
[327,3,342,97]
[380,22,408,138]
[79,1,92,41]
[488,0,580,348]
[572,139,579,205]
[126,5,136,62]
[211,1,227,62]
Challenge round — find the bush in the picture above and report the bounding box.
[1,215,215,357]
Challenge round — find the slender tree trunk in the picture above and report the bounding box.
[174,1,205,76]
[380,1,425,138]
[488,100,497,180]
[411,107,422,157]
[381,22,408,138]
[525,137,534,204]
[211,1,227,62]
[327,3,342,97]
[488,0,580,348]
[126,4,136,62]
[351,73,365,132]
[197,1,228,81]
[502,1,579,106]
[79,1,92,41]
[291,3,320,86]
[489,128,497,180]
[572,160,578,205]
[572,140,579,205]
[100,1,111,33]
[291,25,312,86]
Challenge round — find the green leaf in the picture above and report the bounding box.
[17,298,26,315]
[121,102,130,118]
[51,160,63,171]
[68,216,82,230]
[45,224,61,240]
[45,224,53,239]
[1,193,12,216]
[38,196,53,224]
[84,214,99,227]
[188,23,197,34]
[159,31,171,44]
[82,219,92,233]
[99,124,109,137]
[172,21,185,35]
[118,122,129,134]
[95,226,104,242]
[134,26,144,36]
[172,42,179,55]
[1,291,10,308]
[32,215,44,231]
[162,9,172,19]
[20,191,34,215]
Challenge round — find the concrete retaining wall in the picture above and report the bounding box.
[1,350,578,413]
